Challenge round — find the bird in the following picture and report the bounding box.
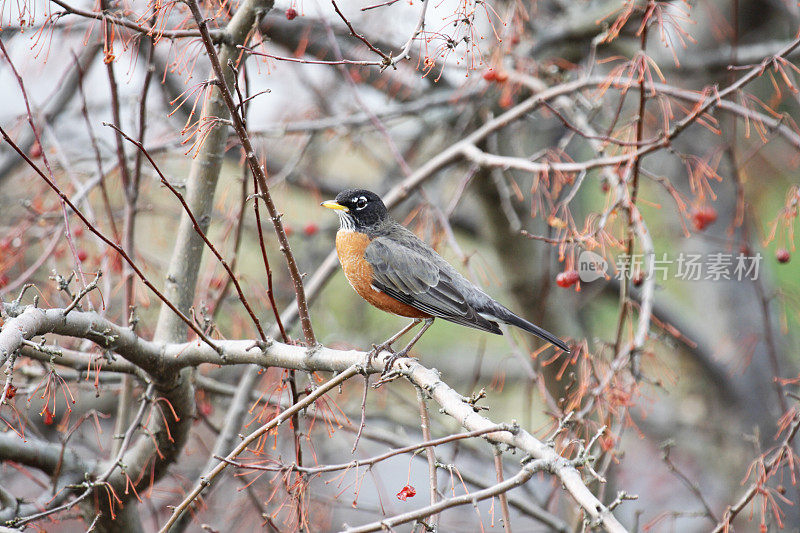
[321,188,570,370]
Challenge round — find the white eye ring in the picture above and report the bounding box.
[355,196,368,210]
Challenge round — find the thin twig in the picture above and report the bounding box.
[613,7,650,362]
[493,447,513,532]
[661,443,719,523]
[416,386,439,527]
[351,374,370,453]
[48,0,217,40]
[330,0,392,67]
[218,424,512,474]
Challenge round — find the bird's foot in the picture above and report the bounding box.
[382,349,412,375]
[372,347,420,387]
[371,341,396,356]
[372,352,414,388]
[366,342,395,368]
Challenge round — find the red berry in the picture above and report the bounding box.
[632,272,644,287]
[495,70,509,82]
[285,7,297,20]
[5,385,16,399]
[303,223,319,237]
[29,141,42,159]
[691,206,717,231]
[556,270,580,288]
[482,69,497,81]
[198,400,213,417]
[77,249,88,262]
[601,180,610,193]
[43,407,54,425]
[776,248,791,263]
[396,485,416,501]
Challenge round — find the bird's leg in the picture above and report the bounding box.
[383,318,435,373]
[370,319,421,361]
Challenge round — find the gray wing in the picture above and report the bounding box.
[364,237,501,334]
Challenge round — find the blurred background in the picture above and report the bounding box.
[1,0,800,531]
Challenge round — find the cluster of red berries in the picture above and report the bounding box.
[482,69,508,82]
[284,223,318,237]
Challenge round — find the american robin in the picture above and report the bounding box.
[321,189,570,369]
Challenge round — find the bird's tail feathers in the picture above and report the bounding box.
[488,306,570,353]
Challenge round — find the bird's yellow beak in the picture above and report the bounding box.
[321,200,349,212]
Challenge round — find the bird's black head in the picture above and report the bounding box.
[321,189,388,230]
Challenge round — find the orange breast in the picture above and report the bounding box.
[335,230,430,319]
